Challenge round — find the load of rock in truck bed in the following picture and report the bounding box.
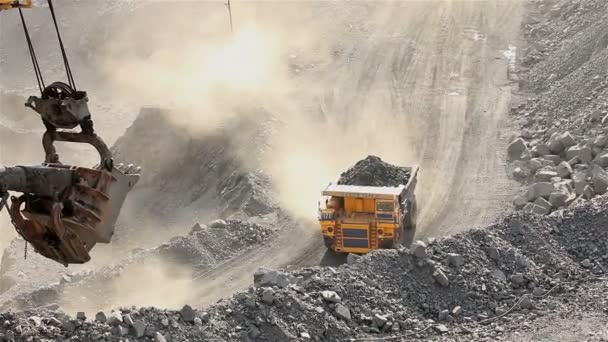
[338,155,411,187]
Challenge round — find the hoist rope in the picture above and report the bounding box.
[47,0,76,90]
[18,7,44,94]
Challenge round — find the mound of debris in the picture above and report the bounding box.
[507,130,608,215]
[4,195,608,341]
[508,0,608,214]
[0,216,280,313]
[111,107,277,222]
[338,155,411,187]
[158,219,277,273]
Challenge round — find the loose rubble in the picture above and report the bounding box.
[0,216,279,313]
[338,155,411,187]
[509,0,608,215]
[2,196,608,341]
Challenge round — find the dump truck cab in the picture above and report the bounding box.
[319,166,418,254]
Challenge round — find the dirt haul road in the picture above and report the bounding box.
[194,0,522,306]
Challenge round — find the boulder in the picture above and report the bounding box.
[188,223,206,235]
[411,240,429,259]
[209,219,227,228]
[568,156,580,167]
[528,158,543,173]
[524,203,549,215]
[321,291,341,303]
[554,179,574,193]
[513,167,528,179]
[133,320,146,338]
[513,195,528,209]
[593,153,608,168]
[180,305,195,323]
[373,314,388,328]
[532,203,550,215]
[334,304,351,321]
[154,332,167,342]
[108,311,123,326]
[566,145,593,164]
[29,316,42,327]
[447,253,465,267]
[520,297,534,310]
[261,289,275,305]
[558,132,577,148]
[535,169,558,182]
[521,129,534,139]
[508,138,529,160]
[253,268,292,288]
[511,273,525,285]
[556,161,572,178]
[117,325,129,336]
[593,134,608,148]
[491,269,507,282]
[433,269,449,287]
[593,146,603,158]
[541,155,562,165]
[549,191,574,208]
[583,185,595,199]
[531,143,551,156]
[122,314,134,326]
[572,170,590,195]
[526,182,554,201]
[534,197,552,211]
[544,127,559,139]
[434,325,449,333]
[95,312,107,323]
[522,202,535,213]
[547,134,564,153]
[591,165,608,195]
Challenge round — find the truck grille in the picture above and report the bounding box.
[343,239,369,248]
[376,213,394,220]
[342,228,368,238]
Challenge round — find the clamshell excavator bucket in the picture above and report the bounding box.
[2,164,140,266]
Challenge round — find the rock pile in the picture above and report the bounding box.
[111,107,277,222]
[3,196,608,341]
[508,130,608,214]
[338,155,411,187]
[158,219,277,270]
[0,216,279,312]
[508,0,608,214]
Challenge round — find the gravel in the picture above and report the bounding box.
[509,0,608,214]
[338,155,411,187]
[2,1,608,341]
[2,195,608,341]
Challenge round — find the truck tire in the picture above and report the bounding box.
[403,197,417,231]
[323,236,336,250]
[398,197,417,248]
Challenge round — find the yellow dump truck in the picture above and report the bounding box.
[318,166,419,254]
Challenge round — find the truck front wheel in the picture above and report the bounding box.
[403,197,417,231]
[323,236,336,250]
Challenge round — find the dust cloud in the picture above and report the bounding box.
[96,1,418,218]
[52,1,418,311]
[59,257,194,316]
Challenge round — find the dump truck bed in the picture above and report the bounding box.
[323,165,419,201]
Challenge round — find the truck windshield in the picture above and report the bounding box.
[376,201,394,212]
